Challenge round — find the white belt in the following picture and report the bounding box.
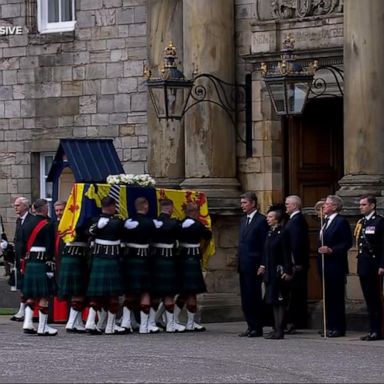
[179,243,200,248]
[66,242,87,247]
[30,246,46,252]
[95,239,120,246]
[152,243,174,249]
[127,243,149,249]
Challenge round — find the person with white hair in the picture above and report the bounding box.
[284,195,310,334]
[9,197,34,323]
[317,195,352,338]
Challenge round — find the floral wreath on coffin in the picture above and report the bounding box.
[106,173,156,187]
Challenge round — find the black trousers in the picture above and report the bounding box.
[286,269,308,328]
[359,274,383,335]
[323,273,346,333]
[239,272,263,332]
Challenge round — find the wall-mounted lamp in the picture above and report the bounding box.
[261,35,344,116]
[144,42,253,157]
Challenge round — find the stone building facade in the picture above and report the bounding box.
[0,0,382,323]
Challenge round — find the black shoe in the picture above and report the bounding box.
[264,332,284,340]
[86,328,103,335]
[248,330,263,338]
[319,329,331,337]
[238,329,250,337]
[66,327,87,334]
[23,328,37,335]
[285,323,296,335]
[327,330,345,338]
[360,332,382,341]
[10,315,24,322]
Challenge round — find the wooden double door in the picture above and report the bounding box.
[283,98,344,299]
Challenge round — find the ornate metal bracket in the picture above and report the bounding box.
[309,65,344,99]
[183,73,248,144]
[145,42,253,157]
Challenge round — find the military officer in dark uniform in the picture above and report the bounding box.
[174,202,212,332]
[150,199,185,333]
[85,197,125,335]
[21,199,58,336]
[120,196,157,334]
[356,195,384,341]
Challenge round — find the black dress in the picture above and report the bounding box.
[262,226,293,305]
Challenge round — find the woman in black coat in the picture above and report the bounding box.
[258,205,293,339]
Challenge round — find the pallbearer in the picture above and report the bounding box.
[174,202,212,331]
[150,199,185,333]
[85,197,125,335]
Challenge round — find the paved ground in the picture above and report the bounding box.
[0,316,383,383]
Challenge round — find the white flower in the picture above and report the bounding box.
[106,175,121,185]
[106,173,156,187]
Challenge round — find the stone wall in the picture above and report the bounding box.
[0,0,149,234]
[235,0,283,212]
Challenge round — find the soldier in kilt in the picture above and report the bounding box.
[21,199,58,336]
[85,197,126,335]
[150,199,185,333]
[174,202,212,332]
[10,197,34,322]
[120,196,157,334]
[58,223,90,333]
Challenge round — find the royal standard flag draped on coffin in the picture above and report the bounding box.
[59,183,216,269]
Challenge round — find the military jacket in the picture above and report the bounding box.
[355,212,384,275]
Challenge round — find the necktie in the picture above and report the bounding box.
[246,216,251,226]
[322,217,329,230]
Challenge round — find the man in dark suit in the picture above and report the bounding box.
[237,192,269,337]
[10,197,34,322]
[318,195,352,337]
[356,195,384,341]
[284,195,310,333]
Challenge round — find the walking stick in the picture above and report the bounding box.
[319,206,327,339]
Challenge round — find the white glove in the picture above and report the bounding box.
[46,272,54,279]
[124,219,139,229]
[182,218,195,228]
[97,217,110,229]
[153,219,163,229]
[0,240,8,249]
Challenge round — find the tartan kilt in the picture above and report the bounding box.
[178,256,207,294]
[22,260,58,299]
[121,256,151,294]
[151,252,178,296]
[86,256,123,297]
[58,255,88,300]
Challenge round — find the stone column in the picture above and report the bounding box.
[338,0,384,209]
[147,0,185,188]
[180,0,240,212]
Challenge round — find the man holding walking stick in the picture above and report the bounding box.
[317,195,352,338]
